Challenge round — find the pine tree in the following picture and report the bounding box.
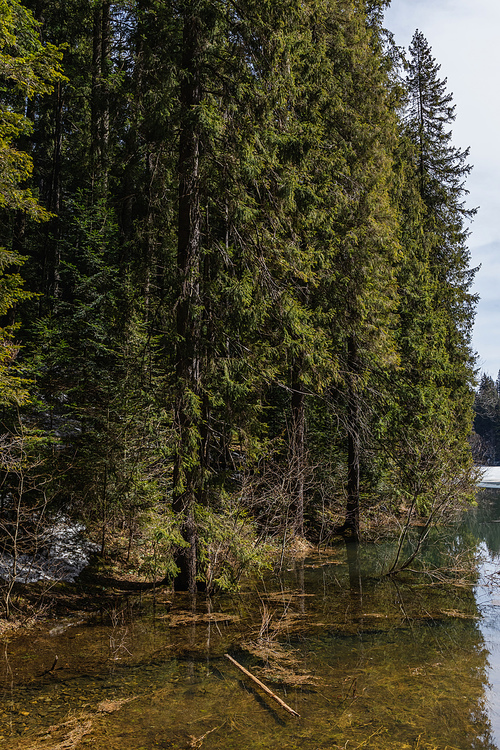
[384,30,477,517]
[169,0,323,585]
[7,0,166,559]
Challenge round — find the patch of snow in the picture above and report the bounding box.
[0,516,99,583]
[478,466,500,488]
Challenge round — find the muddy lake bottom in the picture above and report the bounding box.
[3,493,500,749]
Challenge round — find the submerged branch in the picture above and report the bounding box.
[224,652,300,718]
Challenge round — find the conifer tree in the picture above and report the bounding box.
[169,0,324,585]
[0,0,64,217]
[298,0,399,540]
[0,0,64,402]
[385,30,477,514]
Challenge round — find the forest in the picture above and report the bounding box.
[473,373,500,465]
[0,0,478,598]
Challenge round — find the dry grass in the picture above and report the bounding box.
[242,638,320,687]
[157,611,240,627]
[240,599,320,687]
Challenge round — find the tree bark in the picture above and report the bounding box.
[91,1,110,195]
[345,337,360,542]
[172,4,204,593]
[40,80,63,307]
[291,364,305,537]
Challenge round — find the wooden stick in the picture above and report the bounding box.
[224,653,300,718]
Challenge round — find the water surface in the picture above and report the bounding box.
[2,494,500,749]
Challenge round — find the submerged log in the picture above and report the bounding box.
[224,653,300,718]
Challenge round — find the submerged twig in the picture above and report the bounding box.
[224,653,300,718]
[189,723,224,748]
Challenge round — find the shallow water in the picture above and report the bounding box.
[2,496,500,749]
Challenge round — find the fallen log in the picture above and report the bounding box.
[224,653,300,718]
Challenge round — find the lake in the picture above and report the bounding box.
[2,490,500,749]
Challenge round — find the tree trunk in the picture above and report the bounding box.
[172,4,204,593]
[291,365,305,537]
[91,1,110,195]
[40,79,63,307]
[345,337,360,541]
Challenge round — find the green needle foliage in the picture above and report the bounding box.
[0,0,64,217]
[0,0,64,404]
[382,29,477,523]
[0,2,479,592]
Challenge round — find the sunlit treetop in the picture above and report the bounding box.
[0,0,65,218]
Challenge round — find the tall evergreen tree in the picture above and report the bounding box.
[384,29,477,517]
[296,0,399,540]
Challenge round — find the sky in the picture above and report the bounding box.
[383,0,500,381]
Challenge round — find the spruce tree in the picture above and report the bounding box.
[299,0,399,540]
[385,30,477,516]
